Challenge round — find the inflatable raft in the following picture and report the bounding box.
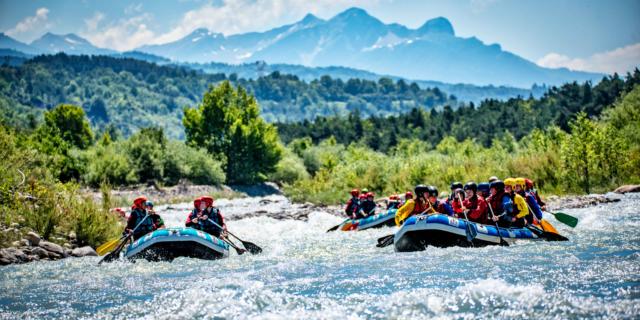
[394,214,552,252]
[339,209,397,231]
[124,227,229,261]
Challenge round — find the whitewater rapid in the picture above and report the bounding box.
[0,194,638,319]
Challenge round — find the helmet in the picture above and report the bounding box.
[359,194,366,200]
[490,180,505,191]
[361,188,369,193]
[133,196,147,208]
[525,179,534,189]
[145,201,154,207]
[478,182,490,194]
[350,189,360,196]
[405,191,413,198]
[450,182,463,190]
[463,181,478,192]
[488,176,499,183]
[194,197,202,208]
[201,196,214,206]
[504,178,515,187]
[427,185,439,197]
[514,177,525,187]
[389,194,398,200]
[414,184,429,196]
[366,192,374,198]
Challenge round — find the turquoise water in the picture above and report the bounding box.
[1,194,638,319]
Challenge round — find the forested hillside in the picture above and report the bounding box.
[278,70,640,152]
[0,54,454,138]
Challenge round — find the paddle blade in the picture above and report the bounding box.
[553,212,579,228]
[326,224,341,232]
[376,234,395,248]
[96,238,122,256]
[466,223,477,242]
[241,241,263,254]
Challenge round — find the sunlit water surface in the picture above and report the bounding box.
[1,194,639,319]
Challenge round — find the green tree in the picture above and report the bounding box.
[562,113,597,193]
[183,81,283,184]
[43,104,94,149]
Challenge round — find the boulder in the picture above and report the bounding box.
[39,241,64,255]
[19,239,30,247]
[27,255,39,262]
[614,185,640,194]
[11,240,22,247]
[31,247,49,258]
[0,248,17,265]
[47,251,61,259]
[68,231,77,241]
[71,246,98,257]
[26,231,41,246]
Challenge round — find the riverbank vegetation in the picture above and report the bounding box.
[1,59,639,247]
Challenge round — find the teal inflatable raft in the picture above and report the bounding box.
[124,227,229,261]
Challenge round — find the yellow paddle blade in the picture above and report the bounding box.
[96,238,122,256]
[540,219,559,234]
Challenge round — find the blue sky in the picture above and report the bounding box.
[1,0,638,74]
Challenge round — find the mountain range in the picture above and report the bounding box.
[0,7,602,88]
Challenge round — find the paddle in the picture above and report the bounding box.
[96,237,124,256]
[457,193,477,245]
[206,219,262,254]
[545,210,579,228]
[326,219,350,232]
[483,197,509,246]
[203,219,247,255]
[99,212,151,264]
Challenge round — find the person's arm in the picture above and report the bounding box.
[515,195,530,218]
[467,198,487,221]
[526,194,544,220]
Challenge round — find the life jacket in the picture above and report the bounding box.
[412,199,431,214]
[200,207,224,237]
[433,200,454,216]
[345,197,360,216]
[463,195,488,224]
[186,208,201,228]
[488,192,511,216]
[360,200,376,216]
[128,207,154,239]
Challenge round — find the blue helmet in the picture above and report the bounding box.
[478,182,490,194]
[145,201,154,207]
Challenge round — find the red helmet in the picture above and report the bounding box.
[405,191,413,198]
[200,196,214,206]
[350,189,360,196]
[389,194,398,200]
[525,179,534,189]
[359,194,366,200]
[194,197,203,208]
[133,196,147,208]
[366,192,374,198]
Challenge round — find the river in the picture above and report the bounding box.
[1,193,638,319]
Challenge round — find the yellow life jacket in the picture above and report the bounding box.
[514,194,530,218]
[395,199,415,226]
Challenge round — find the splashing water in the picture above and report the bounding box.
[1,194,639,319]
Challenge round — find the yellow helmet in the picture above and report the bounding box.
[504,178,515,187]
[515,177,525,187]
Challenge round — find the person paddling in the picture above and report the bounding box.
[487,180,515,227]
[124,196,155,240]
[344,189,361,219]
[395,185,431,225]
[186,197,203,229]
[460,182,489,224]
[145,201,165,231]
[426,186,455,216]
[359,192,377,217]
[199,196,227,238]
[504,178,530,228]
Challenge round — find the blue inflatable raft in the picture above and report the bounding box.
[339,209,397,231]
[394,214,544,252]
[124,227,229,261]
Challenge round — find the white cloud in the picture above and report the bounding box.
[84,12,105,32]
[537,43,640,75]
[81,14,156,51]
[152,0,372,45]
[6,7,51,41]
[470,0,500,14]
[125,3,143,15]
